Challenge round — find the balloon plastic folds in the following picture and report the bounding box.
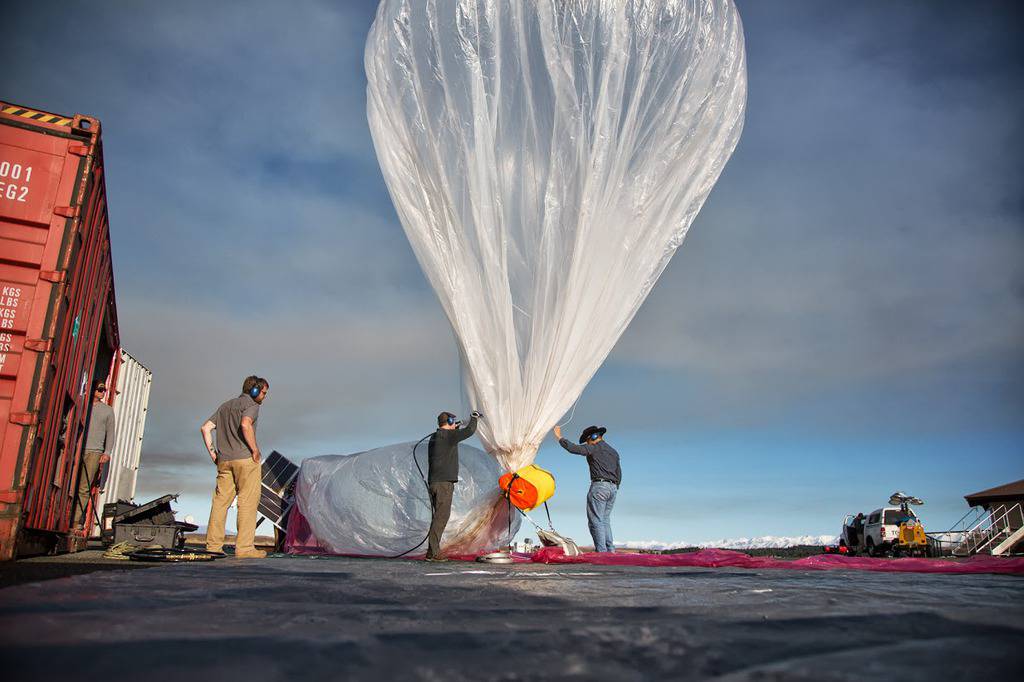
[293,442,520,557]
[499,464,556,512]
[366,0,747,471]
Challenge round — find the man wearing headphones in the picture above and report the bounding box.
[425,410,481,561]
[553,424,621,553]
[201,375,269,558]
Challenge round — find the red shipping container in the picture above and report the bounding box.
[0,101,119,560]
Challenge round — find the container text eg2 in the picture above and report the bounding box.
[0,160,33,202]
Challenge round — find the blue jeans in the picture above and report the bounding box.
[586,481,618,552]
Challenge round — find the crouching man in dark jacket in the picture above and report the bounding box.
[553,424,621,553]
[425,411,480,561]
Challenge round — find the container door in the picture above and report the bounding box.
[0,122,85,556]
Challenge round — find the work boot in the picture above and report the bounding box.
[425,555,449,563]
[235,549,267,559]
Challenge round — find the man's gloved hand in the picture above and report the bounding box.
[471,411,483,419]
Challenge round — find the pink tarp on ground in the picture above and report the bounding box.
[287,509,1024,575]
[525,546,1024,575]
[284,508,328,555]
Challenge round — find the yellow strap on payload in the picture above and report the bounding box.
[499,464,556,512]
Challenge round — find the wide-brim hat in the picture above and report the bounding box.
[579,426,607,444]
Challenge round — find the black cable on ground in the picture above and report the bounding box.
[128,547,223,562]
[389,432,434,559]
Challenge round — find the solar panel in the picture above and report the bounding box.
[263,450,299,493]
[259,451,299,530]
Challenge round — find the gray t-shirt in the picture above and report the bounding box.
[208,394,260,461]
[84,401,116,453]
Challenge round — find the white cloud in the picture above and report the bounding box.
[122,295,461,458]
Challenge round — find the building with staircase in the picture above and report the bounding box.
[951,479,1024,556]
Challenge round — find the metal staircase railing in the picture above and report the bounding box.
[947,506,988,534]
[928,506,988,555]
[952,503,1023,556]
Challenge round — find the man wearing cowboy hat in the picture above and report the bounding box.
[552,424,621,553]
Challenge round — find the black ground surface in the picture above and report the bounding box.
[1,552,1021,681]
[0,559,154,589]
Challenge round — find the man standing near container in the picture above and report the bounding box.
[552,424,621,553]
[425,410,481,561]
[73,380,116,528]
[201,375,269,559]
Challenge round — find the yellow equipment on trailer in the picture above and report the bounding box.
[889,492,934,558]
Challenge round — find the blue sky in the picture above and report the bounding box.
[4,1,1021,544]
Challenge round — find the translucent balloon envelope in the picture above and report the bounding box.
[294,442,519,556]
[367,0,747,470]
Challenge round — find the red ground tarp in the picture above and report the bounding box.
[284,508,327,555]
[525,546,1024,575]
[286,509,1024,575]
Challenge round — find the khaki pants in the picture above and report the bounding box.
[206,458,261,554]
[427,481,454,559]
[74,450,104,528]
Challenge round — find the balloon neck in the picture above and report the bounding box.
[442,488,519,556]
[490,443,540,472]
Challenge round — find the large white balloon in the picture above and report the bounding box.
[367,0,747,470]
[296,442,518,556]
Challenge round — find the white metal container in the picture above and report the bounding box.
[91,349,152,535]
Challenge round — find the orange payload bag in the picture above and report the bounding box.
[499,464,556,512]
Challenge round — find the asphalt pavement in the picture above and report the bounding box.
[1,552,1022,680]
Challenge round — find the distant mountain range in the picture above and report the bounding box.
[623,535,839,550]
